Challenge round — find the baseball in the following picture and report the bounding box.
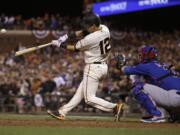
[0,29,7,33]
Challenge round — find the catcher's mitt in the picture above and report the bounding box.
[114,54,126,69]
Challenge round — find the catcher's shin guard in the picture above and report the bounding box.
[132,82,162,116]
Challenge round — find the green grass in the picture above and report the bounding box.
[0,126,180,135]
[0,113,50,120]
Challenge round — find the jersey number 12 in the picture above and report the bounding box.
[99,37,111,55]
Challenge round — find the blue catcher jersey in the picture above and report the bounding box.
[123,61,180,90]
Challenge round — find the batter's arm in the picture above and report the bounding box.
[61,43,79,52]
[62,35,90,52]
[66,44,76,51]
[68,30,89,39]
[51,30,89,48]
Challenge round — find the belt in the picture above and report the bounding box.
[93,62,106,64]
[86,62,107,64]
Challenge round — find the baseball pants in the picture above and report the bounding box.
[59,64,116,116]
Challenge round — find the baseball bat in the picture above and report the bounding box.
[15,42,52,56]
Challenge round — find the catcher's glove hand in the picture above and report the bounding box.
[114,54,126,69]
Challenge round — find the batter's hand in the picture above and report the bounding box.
[51,34,68,47]
[51,40,62,47]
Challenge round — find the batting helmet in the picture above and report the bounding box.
[138,45,158,63]
[82,12,101,29]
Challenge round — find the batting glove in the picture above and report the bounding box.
[51,40,62,47]
[51,34,68,47]
[58,34,68,43]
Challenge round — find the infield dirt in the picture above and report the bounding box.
[0,119,180,128]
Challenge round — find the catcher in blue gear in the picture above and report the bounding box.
[115,45,180,123]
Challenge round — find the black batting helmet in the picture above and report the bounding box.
[82,12,101,29]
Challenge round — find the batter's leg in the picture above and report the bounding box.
[83,75,116,112]
[58,81,84,116]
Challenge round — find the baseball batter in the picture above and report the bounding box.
[47,12,123,121]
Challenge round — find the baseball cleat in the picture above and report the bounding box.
[47,110,65,120]
[114,103,124,122]
[140,115,166,123]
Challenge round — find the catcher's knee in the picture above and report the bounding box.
[131,82,145,97]
[131,82,147,103]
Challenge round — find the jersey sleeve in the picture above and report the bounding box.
[75,35,95,51]
[122,64,149,76]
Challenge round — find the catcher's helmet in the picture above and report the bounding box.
[82,12,101,29]
[138,45,158,63]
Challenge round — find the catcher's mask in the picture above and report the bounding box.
[138,45,158,63]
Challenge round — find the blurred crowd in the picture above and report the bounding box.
[0,14,180,115]
[0,13,82,30]
[0,45,130,114]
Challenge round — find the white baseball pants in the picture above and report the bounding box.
[59,64,116,116]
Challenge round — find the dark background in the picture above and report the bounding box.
[102,5,180,31]
[1,0,180,30]
[0,0,83,17]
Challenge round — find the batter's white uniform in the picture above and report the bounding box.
[59,25,116,116]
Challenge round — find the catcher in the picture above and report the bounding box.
[115,45,180,123]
